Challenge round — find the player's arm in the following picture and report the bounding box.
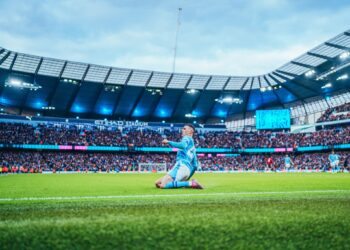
[162,137,189,149]
[192,153,198,169]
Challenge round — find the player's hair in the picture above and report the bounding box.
[184,124,196,133]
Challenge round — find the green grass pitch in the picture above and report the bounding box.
[1,173,350,250]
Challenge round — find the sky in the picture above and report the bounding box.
[0,0,349,76]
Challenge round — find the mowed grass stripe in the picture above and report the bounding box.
[1,173,350,198]
[1,189,350,202]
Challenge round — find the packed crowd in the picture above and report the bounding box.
[0,152,174,173]
[1,151,349,173]
[199,152,350,171]
[1,122,350,148]
[317,102,350,122]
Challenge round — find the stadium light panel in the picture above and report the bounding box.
[41,106,55,110]
[6,78,42,90]
[321,83,332,89]
[9,79,21,86]
[223,97,233,102]
[215,97,242,104]
[185,113,197,118]
[104,85,120,92]
[146,88,163,96]
[336,74,348,81]
[305,70,316,77]
[186,89,198,94]
[339,51,350,60]
[62,78,79,85]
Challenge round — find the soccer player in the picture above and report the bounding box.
[266,155,274,171]
[155,124,203,189]
[284,154,294,171]
[329,150,340,173]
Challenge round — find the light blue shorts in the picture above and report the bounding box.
[168,161,194,181]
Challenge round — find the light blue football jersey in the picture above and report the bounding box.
[169,136,198,171]
[329,154,339,162]
[284,157,291,164]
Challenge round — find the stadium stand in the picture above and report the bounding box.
[1,121,350,148]
[317,102,350,122]
[1,151,349,173]
[0,118,349,173]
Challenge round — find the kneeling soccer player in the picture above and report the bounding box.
[155,124,203,189]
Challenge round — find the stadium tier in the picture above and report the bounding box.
[0,119,350,149]
[317,102,350,122]
[1,151,350,173]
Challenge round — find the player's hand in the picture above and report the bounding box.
[162,139,169,145]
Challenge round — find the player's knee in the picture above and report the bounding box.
[155,180,161,188]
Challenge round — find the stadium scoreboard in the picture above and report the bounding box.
[256,109,291,130]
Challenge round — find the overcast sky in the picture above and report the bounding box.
[0,0,349,76]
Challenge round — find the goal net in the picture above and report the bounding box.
[138,163,167,173]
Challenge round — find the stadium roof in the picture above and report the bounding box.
[0,30,350,123]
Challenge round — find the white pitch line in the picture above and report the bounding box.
[0,190,349,202]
